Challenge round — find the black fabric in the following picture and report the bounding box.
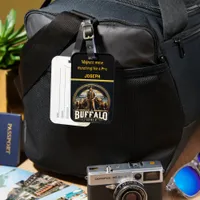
[161,23,200,125]
[20,12,82,95]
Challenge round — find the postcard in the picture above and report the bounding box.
[0,166,87,200]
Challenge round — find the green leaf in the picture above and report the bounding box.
[2,9,16,38]
[16,30,27,38]
[0,20,4,37]
[11,54,20,61]
[8,30,27,43]
[8,44,24,52]
[0,53,6,63]
[4,53,16,66]
[0,46,7,52]
[0,46,7,62]
[8,50,22,56]
[8,35,27,46]
[8,25,25,40]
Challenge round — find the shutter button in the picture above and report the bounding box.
[106,166,113,173]
[134,173,142,180]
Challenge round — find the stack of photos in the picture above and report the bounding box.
[0,166,87,200]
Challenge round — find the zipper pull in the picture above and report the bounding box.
[174,38,185,58]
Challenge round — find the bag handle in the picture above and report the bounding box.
[40,0,188,39]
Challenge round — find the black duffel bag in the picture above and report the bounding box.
[18,0,200,177]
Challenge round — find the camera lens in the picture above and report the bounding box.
[123,191,140,200]
[113,181,147,200]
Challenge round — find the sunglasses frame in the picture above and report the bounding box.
[166,153,200,198]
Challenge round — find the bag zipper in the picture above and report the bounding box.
[119,63,167,78]
[174,38,185,59]
[174,24,200,58]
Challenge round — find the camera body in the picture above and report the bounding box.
[87,161,163,200]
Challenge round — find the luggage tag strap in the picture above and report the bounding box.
[82,20,97,60]
[73,19,97,60]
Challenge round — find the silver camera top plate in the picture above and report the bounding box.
[87,161,164,186]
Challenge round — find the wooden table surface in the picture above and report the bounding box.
[19,126,200,200]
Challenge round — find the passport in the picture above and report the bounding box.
[0,113,21,166]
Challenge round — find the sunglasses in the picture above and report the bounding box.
[166,153,200,198]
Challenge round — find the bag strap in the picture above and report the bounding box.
[158,0,188,40]
[19,12,83,96]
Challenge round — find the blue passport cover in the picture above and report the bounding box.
[0,113,21,166]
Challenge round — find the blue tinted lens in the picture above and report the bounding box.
[198,153,200,162]
[174,166,200,197]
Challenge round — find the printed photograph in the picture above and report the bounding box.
[39,185,87,200]
[0,166,71,200]
[7,172,68,200]
[0,166,33,200]
[73,84,110,112]
[56,188,87,200]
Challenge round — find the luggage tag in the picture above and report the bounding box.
[71,20,115,124]
[50,56,90,127]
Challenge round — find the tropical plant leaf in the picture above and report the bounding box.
[0,46,7,62]
[11,54,20,61]
[0,63,7,68]
[0,20,4,38]
[0,53,6,63]
[4,53,16,66]
[0,55,5,63]
[8,44,24,52]
[8,30,27,43]
[15,30,27,38]
[8,35,27,46]
[8,25,25,40]
[2,9,16,38]
[0,9,27,69]
[0,46,7,52]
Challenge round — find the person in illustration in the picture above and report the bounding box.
[86,86,96,110]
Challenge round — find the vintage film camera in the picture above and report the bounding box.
[87,161,163,200]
